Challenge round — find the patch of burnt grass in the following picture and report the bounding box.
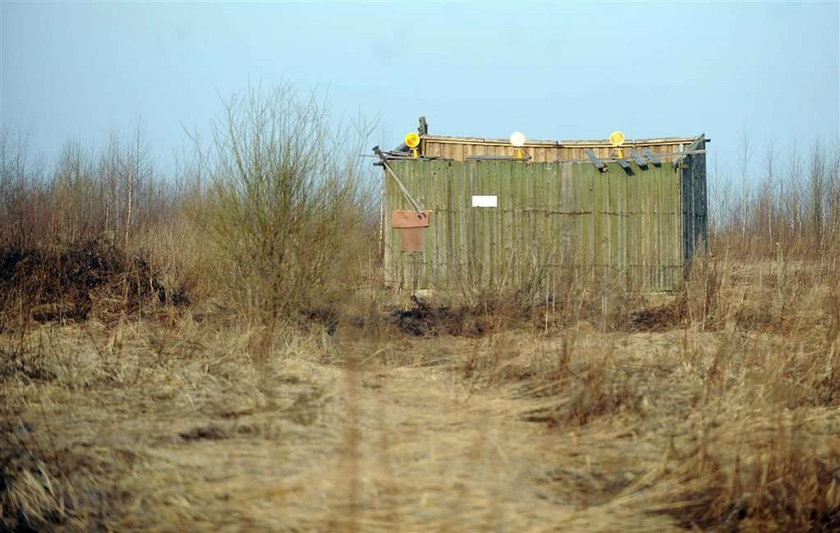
[388,297,493,337]
[628,298,688,332]
[179,425,229,441]
[0,239,189,326]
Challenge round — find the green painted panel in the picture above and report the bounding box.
[627,166,639,289]
[384,157,695,293]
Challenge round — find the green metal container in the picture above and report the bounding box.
[382,137,707,293]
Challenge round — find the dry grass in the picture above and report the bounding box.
[2,251,839,532]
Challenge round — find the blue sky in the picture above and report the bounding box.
[2,2,838,177]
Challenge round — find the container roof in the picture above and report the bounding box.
[422,134,704,147]
[380,118,707,163]
[399,133,708,164]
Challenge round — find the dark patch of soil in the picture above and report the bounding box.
[628,299,687,331]
[179,425,229,441]
[388,296,493,337]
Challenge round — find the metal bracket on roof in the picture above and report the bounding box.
[672,133,706,170]
[686,133,706,152]
[381,151,447,161]
[630,151,648,168]
[642,148,662,167]
[585,149,607,172]
[373,146,425,218]
[616,158,634,175]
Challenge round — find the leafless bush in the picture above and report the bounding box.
[189,85,375,359]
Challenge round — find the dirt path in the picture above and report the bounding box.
[3,326,682,532]
[7,315,839,531]
[133,362,674,532]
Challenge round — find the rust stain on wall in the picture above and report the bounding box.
[392,210,431,228]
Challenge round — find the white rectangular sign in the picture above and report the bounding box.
[471,195,498,207]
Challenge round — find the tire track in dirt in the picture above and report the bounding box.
[220,364,680,532]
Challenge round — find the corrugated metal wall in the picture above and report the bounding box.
[384,159,693,293]
[420,136,696,162]
[682,151,708,264]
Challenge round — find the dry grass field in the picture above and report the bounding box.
[2,91,839,531]
[2,251,839,532]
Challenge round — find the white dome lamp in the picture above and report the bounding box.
[510,131,526,159]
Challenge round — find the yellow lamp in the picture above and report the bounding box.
[609,131,625,147]
[405,132,421,158]
[610,131,625,158]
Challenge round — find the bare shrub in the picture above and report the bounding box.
[190,85,374,359]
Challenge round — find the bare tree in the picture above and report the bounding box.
[737,132,752,238]
[809,141,826,251]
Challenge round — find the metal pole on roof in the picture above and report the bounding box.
[373,146,425,218]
